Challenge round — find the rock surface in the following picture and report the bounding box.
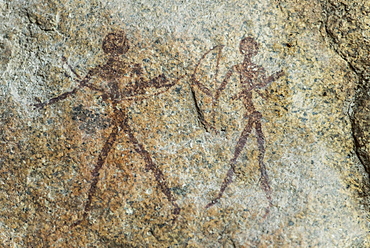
[1,0,369,247]
[323,0,370,175]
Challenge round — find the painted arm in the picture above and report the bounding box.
[214,65,237,103]
[209,65,237,131]
[33,60,105,109]
[255,69,284,89]
[62,56,106,93]
[120,74,183,101]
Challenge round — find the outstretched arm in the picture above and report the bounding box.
[63,56,106,93]
[121,75,183,101]
[214,65,236,103]
[33,61,104,109]
[255,69,284,89]
[209,65,237,131]
[33,87,80,109]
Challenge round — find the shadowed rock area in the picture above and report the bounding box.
[324,0,370,175]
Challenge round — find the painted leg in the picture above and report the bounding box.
[254,120,272,217]
[72,114,120,227]
[206,117,254,208]
[118,110,180,221]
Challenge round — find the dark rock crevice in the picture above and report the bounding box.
[321,0,370,176]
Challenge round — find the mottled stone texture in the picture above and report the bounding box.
[323,0,370,175]
[1,0,369,247]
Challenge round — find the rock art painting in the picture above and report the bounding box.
[192,37,284,213]
[34,30,284,226]
[34,30,181,226]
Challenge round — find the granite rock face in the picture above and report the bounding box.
[324,0,370,175]
[1,0,369,247]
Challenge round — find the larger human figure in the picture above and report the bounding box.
[34,30,180,226]
[206,37,284,210]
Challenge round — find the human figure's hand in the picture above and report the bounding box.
[32,102,45,110]
[275,70,285,79]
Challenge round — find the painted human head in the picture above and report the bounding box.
[102,30,130,56]
[239,37,259,57]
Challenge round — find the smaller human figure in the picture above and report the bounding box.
[206,37,284,212]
